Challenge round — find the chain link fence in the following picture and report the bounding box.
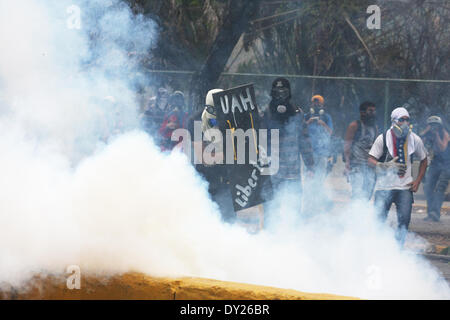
[141,70,450,137]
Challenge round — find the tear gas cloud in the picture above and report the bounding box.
[0,0,448,299]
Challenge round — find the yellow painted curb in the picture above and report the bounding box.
[1,272,358,300]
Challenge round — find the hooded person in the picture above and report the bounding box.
[368,107,428,245]
[159,91,188,151]
[421,115,450,222]
[141,87,170,134]
[268,78,296,125]
[264,78,314,212]
[201,88,224,144]
[153,87,170,111]
[198,88,234,222]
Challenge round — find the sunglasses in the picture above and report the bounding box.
[397,117,410,123]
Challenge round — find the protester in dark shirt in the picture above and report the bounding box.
[199,88,234,222]
[159,91,188,151]
[421,116,450,222]
[344,101,378,200]
[141,87,169,134]
[265,78,315,210]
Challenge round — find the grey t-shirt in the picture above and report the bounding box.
[350,122,377,166]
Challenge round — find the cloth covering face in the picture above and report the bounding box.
[390,107,410,122]
[369,129,427,190]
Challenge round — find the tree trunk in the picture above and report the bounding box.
[191,0,262,109]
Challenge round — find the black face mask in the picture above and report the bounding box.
[271,87,290,102]
[362,113,376,125]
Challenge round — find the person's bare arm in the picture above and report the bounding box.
[306,117,315,125]
[420,125,431,137]
[317,119,332,135]
[408,158,428,192]
[368,155,378,168]
[434,129,449,152]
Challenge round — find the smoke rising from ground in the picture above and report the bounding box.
[0,0,448,299]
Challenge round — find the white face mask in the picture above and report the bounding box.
[277,105,287,113]
[310,107,325,115]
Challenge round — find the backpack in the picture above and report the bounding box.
[379,131,388,162]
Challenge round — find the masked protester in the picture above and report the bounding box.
[201,89,223,144]
[141,87,170,134]
[197,89,234,222]
[344,101,378,200]
[368,107,428,245]
[265,78,314,212]
[305,95,334,173]
[304,94,333,213]
[159,91,188,151]
[421,116,450,222]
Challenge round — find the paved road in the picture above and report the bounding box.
[408,213,450,286]
[323,159,450,287]
[422,254,450,285]
[409,212,450,247]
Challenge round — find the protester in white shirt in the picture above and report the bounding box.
[368,107,428,245]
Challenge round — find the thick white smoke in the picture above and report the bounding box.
[0,0,449,299]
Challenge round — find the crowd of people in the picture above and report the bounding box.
[138,78,449,244]
[140,88,189,151]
